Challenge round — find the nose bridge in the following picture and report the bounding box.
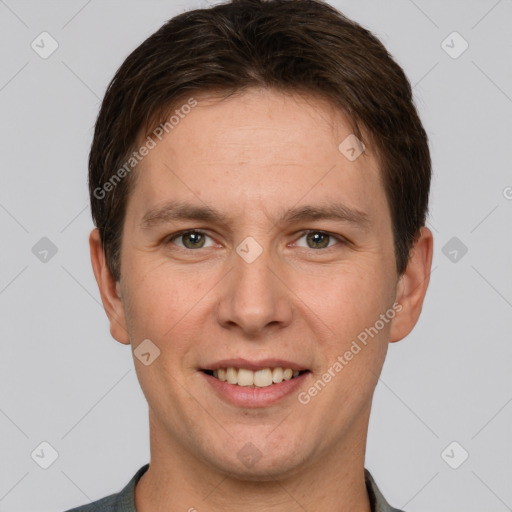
[216,237,292,335]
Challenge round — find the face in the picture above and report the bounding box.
[91,87,431,480]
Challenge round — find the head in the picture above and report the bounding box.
[89,0,433,479]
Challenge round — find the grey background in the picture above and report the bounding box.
[1,0,511,510]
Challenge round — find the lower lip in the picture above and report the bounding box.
[201,371,310,408]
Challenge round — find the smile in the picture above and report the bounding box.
[203,367,308,388]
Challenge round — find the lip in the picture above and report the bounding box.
[201,358,308,372]
[200,369,311,408]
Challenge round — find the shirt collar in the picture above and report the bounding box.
[364,468,405,512]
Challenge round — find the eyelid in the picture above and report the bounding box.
[164,228,348,251]
[292,229,348,249]
[165,229,217,248]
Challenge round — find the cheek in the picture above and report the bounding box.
[295,263,395,391]
[296,259,392,333]
[122,259,204,345]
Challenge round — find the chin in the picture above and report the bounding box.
[201,437,309,481]
[213,456,302,482]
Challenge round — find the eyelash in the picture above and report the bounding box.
[164,229,347,251]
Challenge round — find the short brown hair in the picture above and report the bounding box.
[89,0,431,282]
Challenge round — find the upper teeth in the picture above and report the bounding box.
[213,367,300,387]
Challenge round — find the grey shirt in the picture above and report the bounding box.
[65,465,404,512]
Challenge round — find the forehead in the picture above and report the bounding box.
[126,88,388,228]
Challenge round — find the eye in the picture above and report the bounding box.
[294,230,344,250]
[166,230,216,250]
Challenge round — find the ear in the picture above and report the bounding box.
[89,228,130,345]
[390,226,434,343]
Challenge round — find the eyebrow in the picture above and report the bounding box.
[140,200,370,231]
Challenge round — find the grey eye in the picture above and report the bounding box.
[169,230,214,249]
[295,231,338,249]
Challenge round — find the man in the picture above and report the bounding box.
[66,0,433,510]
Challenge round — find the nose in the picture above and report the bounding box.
[215,242,293,337]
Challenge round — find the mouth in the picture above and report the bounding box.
[201,367,310,388]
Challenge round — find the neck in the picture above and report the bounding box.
[135,411,372,512]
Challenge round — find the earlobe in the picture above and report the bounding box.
[89,228,131,345]
[389,227,434,343]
